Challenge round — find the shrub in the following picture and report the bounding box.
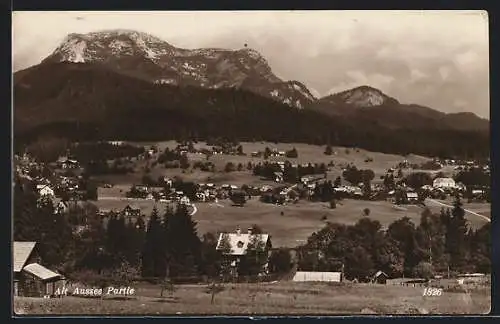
[225,162,236,173]
[412,262,435,280]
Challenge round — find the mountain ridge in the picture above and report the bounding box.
[13,62,489,160]
[41,29,316,109]
[37,29,488,127]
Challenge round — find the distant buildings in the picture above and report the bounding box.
[433,177,456,189]
[36,185,55,197]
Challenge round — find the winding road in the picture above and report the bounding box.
[425,198,490,223]
[98,196,198,216]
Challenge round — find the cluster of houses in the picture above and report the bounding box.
[15,155,86,213]
[127,184,192,205]
[251,148,286,158]
[435,157,490,170]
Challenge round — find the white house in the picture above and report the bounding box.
[36,185,54,197]
[180,196,190,205]
[433,177,456,189]
[406,192,419,203]
[216,227,272,277]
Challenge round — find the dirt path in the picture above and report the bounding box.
[426,199,490,223]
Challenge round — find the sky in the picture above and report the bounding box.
[12,10,490,118]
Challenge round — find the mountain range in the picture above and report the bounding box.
[13,30,489,158]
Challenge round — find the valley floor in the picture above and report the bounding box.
[13,281,491,315]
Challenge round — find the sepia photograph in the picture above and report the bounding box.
[12,10,491,315]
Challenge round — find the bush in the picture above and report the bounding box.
[225,162,236,173]
[268,248,292,274]
[412,262,435,280]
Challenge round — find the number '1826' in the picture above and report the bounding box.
[422,287,443,296]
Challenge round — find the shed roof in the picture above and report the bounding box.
[373,270,388,278]
[13,241,37,272]
[23,263,61,281]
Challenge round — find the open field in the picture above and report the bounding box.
[94,141,456,190]
[94,197,427,247]
[93,196,493,247]
[192,199,427,247]
[13,281,490,315]
[91,140,489,245]
[111,141,433,184]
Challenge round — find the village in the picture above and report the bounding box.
[13,139,491,305]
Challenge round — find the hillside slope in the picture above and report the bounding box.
[13,62,489,159]
[310,86,489,132]
[41,30,316,109]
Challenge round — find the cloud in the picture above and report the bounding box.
[410,69,428,82]
[438,66,451,81]
[453,49,483,73]
[453,99,468,108]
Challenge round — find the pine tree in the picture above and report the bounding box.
[200,232,223,278]
[123,217,144,267]
[14,178,40,241]
[106,213,118,255]
[163,204,202,277]
[35,197,72,267]
[446,197,469,271]
[141,206,165,278]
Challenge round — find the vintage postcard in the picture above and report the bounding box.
[12,10,491,315]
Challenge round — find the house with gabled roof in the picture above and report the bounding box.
[36,184,55,197]
[13,241,64,297]
[216,227,272,278]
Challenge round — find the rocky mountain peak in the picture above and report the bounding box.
[334,85,399,107]
[41,30,315,109]
[320,85,399,108]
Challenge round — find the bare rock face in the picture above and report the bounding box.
[43,30,316,109]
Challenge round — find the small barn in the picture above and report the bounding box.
[22,263,64,297]
[372,271,389,284]
[406,192,419,203]
[13,241,64,297]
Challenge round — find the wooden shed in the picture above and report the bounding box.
[13,241,64,297]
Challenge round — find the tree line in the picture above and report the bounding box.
[13,177,288,283]
[298,198,490,281]
[15,63,489,160]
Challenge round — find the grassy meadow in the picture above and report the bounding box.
[13,281,490,315]
[91,141,489,246]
